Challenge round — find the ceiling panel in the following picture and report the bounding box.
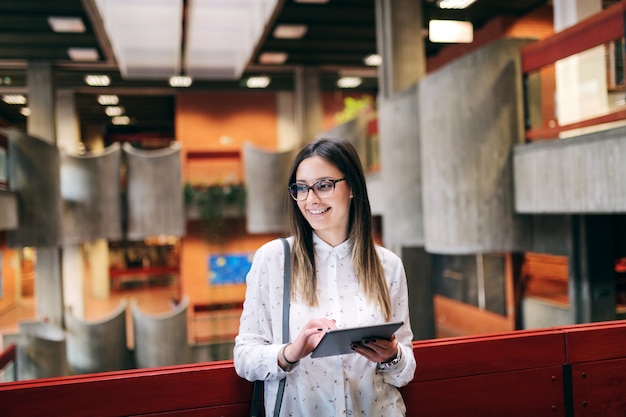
[0,0,554,138]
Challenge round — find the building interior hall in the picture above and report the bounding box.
[0,0,625,394]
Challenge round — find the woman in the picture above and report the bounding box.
[234,138,416,416]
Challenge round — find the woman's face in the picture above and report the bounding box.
[295,155,352,246]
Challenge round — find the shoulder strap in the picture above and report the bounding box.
[273,237,291,417]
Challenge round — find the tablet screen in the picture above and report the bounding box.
[310,321,404,358]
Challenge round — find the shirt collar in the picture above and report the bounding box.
[313,233,351,260]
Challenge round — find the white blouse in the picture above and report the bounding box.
[234,234,416,417]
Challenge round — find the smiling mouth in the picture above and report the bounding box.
[308,207,330,215]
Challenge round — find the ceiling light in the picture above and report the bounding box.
[169,75,193,87]
[111,116,130,125]
[273,24,308,39]
[259,52,288,65]
[245,76,271,88]
[428,20,473,43]
[437,0,477,9]
[97,95,119,105]
[364,54,382,67]
[68,47,99,61]
[84,75,111,86]
[294,0,330,3]
[337,77,362,88]
[48,16,86,33]
[105,106,124,117]
[20,107,31,117]
[2,95,26,105]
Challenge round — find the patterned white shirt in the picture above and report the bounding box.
[234,234,416,417]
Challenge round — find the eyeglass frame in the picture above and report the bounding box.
[288,178,346,201]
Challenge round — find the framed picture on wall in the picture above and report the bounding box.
[208,253,253,286]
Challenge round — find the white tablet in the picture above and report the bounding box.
[310,321,404,358]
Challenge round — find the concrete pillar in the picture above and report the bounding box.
[569,215,617,323]
[553,0,607,136]
[26,62,56,143]
[375,0,426,98]
[276,91,299,151]
[56,89,82,154]
[294,66,323,144]
[27,61,64,327]
[87,239,111,299]
[56,88,87,319]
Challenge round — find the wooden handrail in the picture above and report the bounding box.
[1,321,625,416]
[520,2,623,73]
[520,2,626,141]
[0,343,16,371]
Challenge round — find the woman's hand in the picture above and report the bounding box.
[351,334,399,363]
[278,317,337,369]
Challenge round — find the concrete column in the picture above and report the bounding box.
[276,91,299,151]
[27,61,56,143]
[569,215,617,323]
[553,0,607,136]
[56,89,82,154]
[56,88,87,319]
[27,61,64,327]
[294,66,323,144]
[87,239,111,299]
[375,0,426,98]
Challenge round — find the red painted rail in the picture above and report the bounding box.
[1,321,625,417]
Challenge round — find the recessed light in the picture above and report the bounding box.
[437,0,477,9]
[97,95,119,105]
[294,0,330,3]
[364,54,382,67]
[84,75,111,86]
[259,52,288,65]
[2,95,26,105]
[67,48,100,61]
[105,106,124,117]
[20,107,31,117]
[245,76,271,89]
[68,48,99,61]
[111,116,130,125]
[428,20,473,43]
[273,24,308,39]
[337,77,362,89]
[48,16,86,33]
[169,76,193,87]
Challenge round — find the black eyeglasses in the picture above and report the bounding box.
[288,178,346,201]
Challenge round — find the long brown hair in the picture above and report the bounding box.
[286,138,392,321]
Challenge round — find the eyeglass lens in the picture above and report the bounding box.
[289,179,342,201]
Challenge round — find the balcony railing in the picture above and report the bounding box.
[521,1,626,141]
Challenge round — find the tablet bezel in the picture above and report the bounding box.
[310,321,404,358]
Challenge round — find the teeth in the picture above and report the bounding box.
[309,207,329,215]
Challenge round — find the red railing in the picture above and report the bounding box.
[521,1,626,141]
[0,344,16,381]
[1,321,626,416]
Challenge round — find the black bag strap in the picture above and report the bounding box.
[250,238,291,417]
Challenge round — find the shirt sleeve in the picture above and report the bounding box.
[233,239,293,382]
[377,247,417,387]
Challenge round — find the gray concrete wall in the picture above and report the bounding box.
[0,189,17,230]
[419,39,532,254]
[124,142,185,240]
[514,126,626,213]
[65,300,130,374]
[242,142,294,234]
[4,128,62,248]
[13,321,70,380]
[132,296,191,368]
[378,83,424,247]
[60,143,122,244]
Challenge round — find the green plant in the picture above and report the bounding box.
[184,183,246,242]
